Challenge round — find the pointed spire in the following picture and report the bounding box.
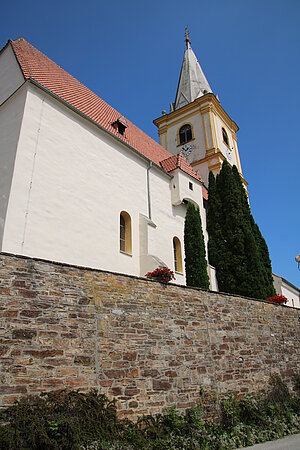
[174,30,213,110]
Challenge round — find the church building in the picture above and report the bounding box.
[2,32,297,306]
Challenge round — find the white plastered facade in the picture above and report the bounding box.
[273,274,300,309]
[0,67,212,286]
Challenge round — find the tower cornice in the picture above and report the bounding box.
[154,93,239,133]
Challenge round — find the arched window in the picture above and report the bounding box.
[120,211,132,254]
[179,124,193,145]
[173,237,183,273]
[222,127,229,146]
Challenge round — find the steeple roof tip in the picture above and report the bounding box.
[174,30,212,110]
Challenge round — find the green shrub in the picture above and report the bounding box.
[0,375,299,449]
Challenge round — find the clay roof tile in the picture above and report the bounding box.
[9,37,202,183]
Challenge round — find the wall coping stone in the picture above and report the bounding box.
[0,251,294,309]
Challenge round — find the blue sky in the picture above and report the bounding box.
[1,0,299,287]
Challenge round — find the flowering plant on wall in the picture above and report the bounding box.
[267,294,288,305]
[145,266,175,284]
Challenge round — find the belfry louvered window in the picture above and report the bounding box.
[222,127,229,146]
[179,124,192,144]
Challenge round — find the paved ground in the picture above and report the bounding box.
[241,433,300,449]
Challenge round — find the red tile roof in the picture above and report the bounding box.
[8,37,203,183]
[160,153,208,199]
[160,153,202,182]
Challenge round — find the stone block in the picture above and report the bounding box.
[12,329,37,339]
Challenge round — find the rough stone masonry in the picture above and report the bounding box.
[0,253,299,419]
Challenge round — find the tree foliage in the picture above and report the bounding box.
[184,201,210,289]
[0,377,299,449]
[232,165,275,297]
[207,161,275,299]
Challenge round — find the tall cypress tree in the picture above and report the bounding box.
[215,160,248,295]
[207,171,222,268]
[207,171,228,292]
[207,160,271,299]
[232,165,275,297]
[184,202,210,289]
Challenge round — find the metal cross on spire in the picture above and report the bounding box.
[185,26,190,48]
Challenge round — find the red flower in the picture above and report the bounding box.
[267,294,288,305]
[145,266,175,284]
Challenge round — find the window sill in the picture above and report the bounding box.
[120,250,132,257]
[175,271,184,275]
[176,137,195,147]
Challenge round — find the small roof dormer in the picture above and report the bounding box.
[174,28,213,110]
[111,115,128,136]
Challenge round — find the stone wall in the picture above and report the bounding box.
[0,253,299,418]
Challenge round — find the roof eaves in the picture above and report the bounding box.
[28,78,172,180]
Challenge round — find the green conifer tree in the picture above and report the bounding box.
[208,160,270,299]
[184,202,210,289]
[215,160,248,295]
[207,171,228,292]
[232,165,275,297]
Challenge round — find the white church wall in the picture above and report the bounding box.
[281,284,300,309]
[273,274,300,309]
[193,159,210,187]
[178,170,203,207]
[0,85,27,249]
[2,84,150,276]
[0,45,24,106]
[147,169,186,285]
[2,83,198,283]
[170,170,203,207]
[208,265,218,291]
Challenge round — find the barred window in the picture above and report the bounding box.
[179,124,192,144]
[222,127,229,146]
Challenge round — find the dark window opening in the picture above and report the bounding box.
[117,122,126,136]
[112,117,127,136]
[173,237,183,273]
[222,127,229,146]
[120,215,126,252]
[173,240,178,272]
[179,124,192,144]
[189,182,193,191]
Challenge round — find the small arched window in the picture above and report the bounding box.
[173,237,183,273]
[120,211,132,254]
[179,124,193,145]
[222,127,229,146]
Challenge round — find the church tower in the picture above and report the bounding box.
[154,29,245,187]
